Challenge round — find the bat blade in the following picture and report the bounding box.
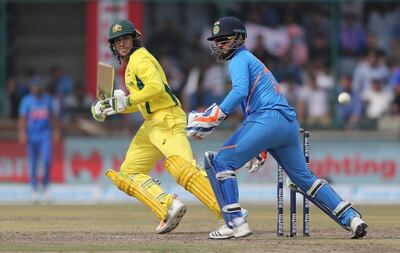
[96,62,115,100]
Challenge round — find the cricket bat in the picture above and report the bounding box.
[96,62,115,100]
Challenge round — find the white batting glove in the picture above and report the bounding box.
[242,151,267,173]
[91,100,106,122]
[186,103,227,139]
[102,89,129,116]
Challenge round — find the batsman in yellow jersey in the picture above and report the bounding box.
[90,19,223,234]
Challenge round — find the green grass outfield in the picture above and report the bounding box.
[0,204,399,253]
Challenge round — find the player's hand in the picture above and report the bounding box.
[91,100,106,122]
[103,89,129,116]
[242,151,267,173]
[186,103,227,139]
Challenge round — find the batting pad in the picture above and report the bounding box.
[202,152,236,227]
[164,156,221,220]
[106,169,171,221]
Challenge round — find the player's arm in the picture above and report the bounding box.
[186,58,249,139]
[120,105,139,114]
[103,57,164,115]
[219,58,249,114]
[18,98,28,143]
[125,57,164,106]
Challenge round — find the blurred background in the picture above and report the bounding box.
[0,0,399,205]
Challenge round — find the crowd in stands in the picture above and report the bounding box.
[4,2,400,135]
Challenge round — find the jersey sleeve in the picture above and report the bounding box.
[121,105,139,114]
[19,97,29,117]
[219,57,249,114]
[126,56,164,106]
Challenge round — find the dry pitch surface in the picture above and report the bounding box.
[0,204,399,253]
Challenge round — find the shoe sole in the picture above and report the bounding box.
[351,223,368,239]
[157,205,187,234]
[234,231,253,238]
[209,232,234,240]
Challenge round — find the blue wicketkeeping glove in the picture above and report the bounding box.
[186,103,227,139]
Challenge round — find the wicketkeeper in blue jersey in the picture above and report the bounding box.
[187,16,368,239]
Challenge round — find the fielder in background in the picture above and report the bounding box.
[186,16,368,239]
[91,19,223,234]
[18,77,60,203]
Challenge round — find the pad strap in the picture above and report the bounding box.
[222,203,241,213]
[333,201,352,218]
[306,179,328,197]
[216,170,236,181]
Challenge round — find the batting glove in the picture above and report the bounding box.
[242,151,267,173]
[186,103,227,139]
[102,89,129,116]
[91,100,106,122]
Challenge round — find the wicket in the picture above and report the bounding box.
[277,129,311,237]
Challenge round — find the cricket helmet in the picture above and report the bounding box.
[207,17,247,62]
[108,20,141,43]
[108,20,142,63]
[207,16,247,41]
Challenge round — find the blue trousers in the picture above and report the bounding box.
[213,110,357,225]
[27,132,52,191]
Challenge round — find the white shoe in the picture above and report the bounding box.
[209,217,252,239]
[155,198,187,234]
[350,216,368,239]
[209,224,235,239]
[232,217,252,238]
[241,208,249,220]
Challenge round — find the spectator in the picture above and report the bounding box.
[48,64,74,116]
[336,75,363,129]
[352,50,390,94]
[7,68,35,118]
[146,18,185,60]
[280,76,301,109]
[338,12,366,75]
[388,65,400,115]
[64,82,93,122]
[305,11,331,64]
[181,32,210,74]
[201,59,226,106]
[159,55,185,99]
[252,34,277,67]
[18,76,60,203]
[285,14,308,66]
[339,12,366,56]
[362,78,394,119]
[297,75,331,127]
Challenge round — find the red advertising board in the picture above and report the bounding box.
[0,141,64,183]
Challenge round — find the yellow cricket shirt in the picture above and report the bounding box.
[124,47,180,118]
